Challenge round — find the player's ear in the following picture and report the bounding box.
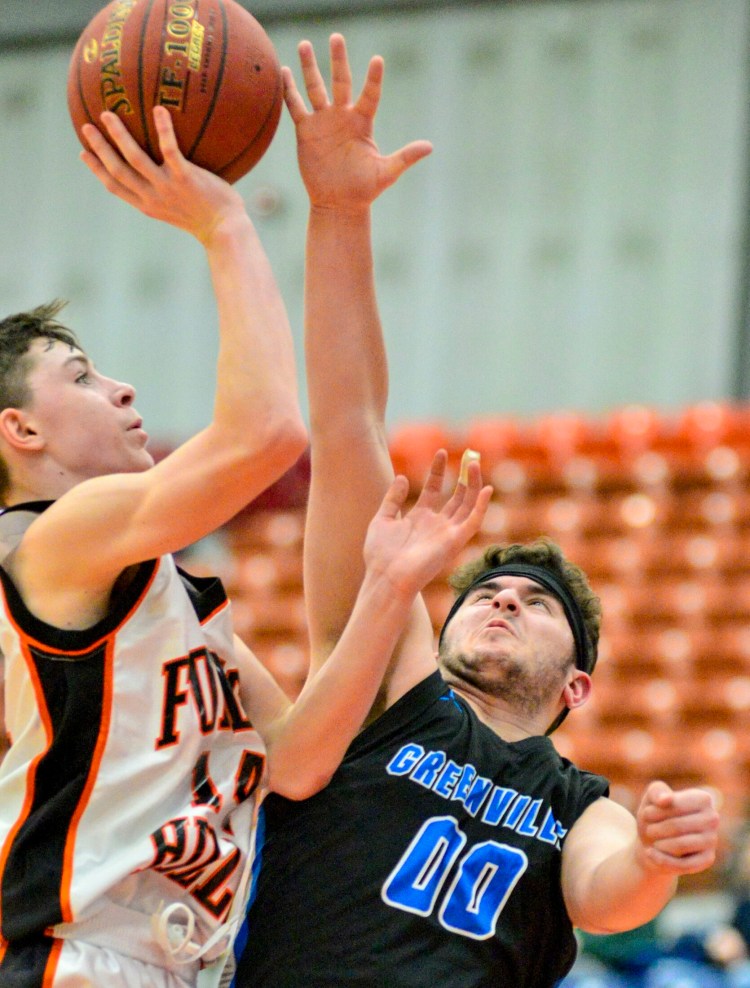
[562,669,592,711]
[0,408,43,451]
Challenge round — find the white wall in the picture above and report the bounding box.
[0,0,747,443]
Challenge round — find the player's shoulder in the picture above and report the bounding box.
[0,501,52,568]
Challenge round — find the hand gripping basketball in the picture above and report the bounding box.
[68,0,282,183]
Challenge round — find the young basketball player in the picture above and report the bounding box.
[233,35,720,988]
[0,108,491,988]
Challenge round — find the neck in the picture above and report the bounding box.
[440,670,558,742]
[5,465,81,507]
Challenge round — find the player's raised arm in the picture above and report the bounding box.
[9,107,306,614]
[234,451,492,798]
[285,34,434,685]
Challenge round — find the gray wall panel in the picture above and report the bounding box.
[0,0,747,440]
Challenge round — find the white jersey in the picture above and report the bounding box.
[0,502,265,986]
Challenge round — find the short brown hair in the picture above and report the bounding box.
[0,300,80,503]
[447,536,602,674]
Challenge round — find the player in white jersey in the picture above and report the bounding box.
[0,509,265,986]
[0,107,493,988]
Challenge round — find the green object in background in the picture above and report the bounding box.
[579,920,662,971]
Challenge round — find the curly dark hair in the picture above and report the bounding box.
[0,300,80,503]
[447,536,602,675]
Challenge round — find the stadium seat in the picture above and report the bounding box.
[529,410,601,461]
[389,421,459,490]
[604,404,670,456]
[463,416,523,464]
[675,400,750,451]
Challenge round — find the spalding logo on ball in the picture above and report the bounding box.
[67,0,282,183]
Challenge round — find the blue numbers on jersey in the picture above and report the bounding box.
[382,817,466,917]
[382,816,528,940]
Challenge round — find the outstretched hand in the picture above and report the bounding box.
[636,780,719,876]
[363,450,493,601]
[284,32,433,210]
[80,106,246,245]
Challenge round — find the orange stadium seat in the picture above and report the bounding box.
[529,410,602,461]
[228,549,303,596]
[389,421,459,490]
[675,401,750,451]
[224,507,306,551]
[230,591,307,640]
[599,625,715,673]
[557,723,701,781]
[463,416,523,464]
[464,417,561,492]
[585,675,686,728]
[712,624,750,671]
[684,672,750,724]
[599,577,750,625]
[604,404,671,455]
[657,487,750,532]
[599,405,723,488]
[258,642,309,700]
[633,532,748,576]
[572,536,645,581]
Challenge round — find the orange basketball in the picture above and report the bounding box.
[67,0,283,184]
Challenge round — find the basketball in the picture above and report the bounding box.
[67,0,283,184]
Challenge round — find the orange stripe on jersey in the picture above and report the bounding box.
[202,597,230,626]
[20,635,55,739]
[59,635,116,924]
[0,559,160,657]
[42,937,63,987]
[107,559,161,637]
[0,637,54,933]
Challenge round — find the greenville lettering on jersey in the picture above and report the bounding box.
[156,646,251,748]
[387,743,568,849]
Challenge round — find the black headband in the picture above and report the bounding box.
[438,562,594,675]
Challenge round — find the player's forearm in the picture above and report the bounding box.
[206,209,306,458]
[301,204,395,665]
[264,568,417,799]
[572,844,678,934]
[305,205,388,434]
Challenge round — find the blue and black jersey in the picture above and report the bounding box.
[235,670,608,988]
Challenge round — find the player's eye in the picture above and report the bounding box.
[472,590,495,602]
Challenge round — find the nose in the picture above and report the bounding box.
[492,588,520,614]
[111,380,136,406]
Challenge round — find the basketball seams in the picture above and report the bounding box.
[67,0,282,183]
[218,68,283,183]
[142,0,161,161]
[73,37,97,131]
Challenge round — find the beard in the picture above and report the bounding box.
[438,643,569,720]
